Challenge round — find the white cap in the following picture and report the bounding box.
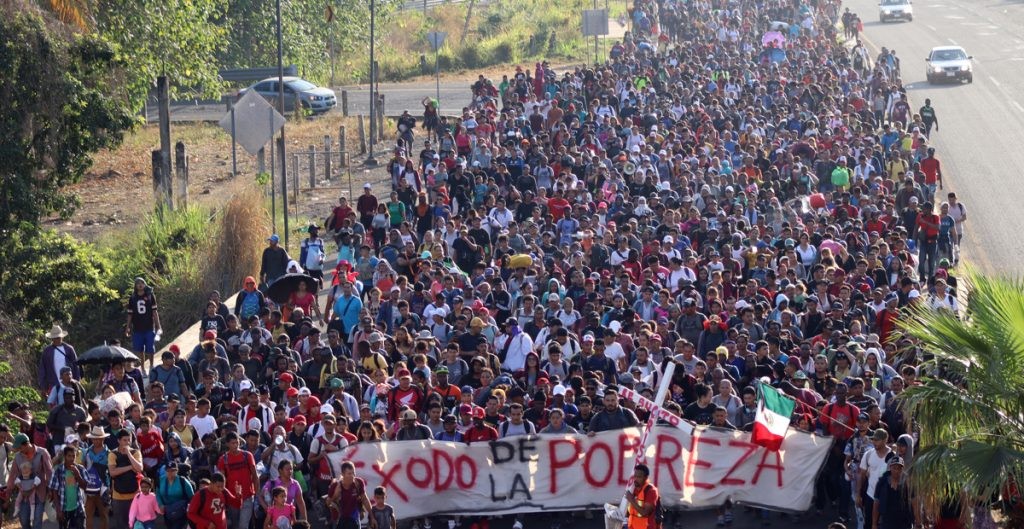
[363,183,372,189]
[908,289,921,299]
[552,385,567,396]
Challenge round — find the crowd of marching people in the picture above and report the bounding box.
[2,0,986,528]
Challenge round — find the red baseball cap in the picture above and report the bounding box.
[204,330,217,340]
[286,387,299,398]
[293,415,307,425]
[471,407,485,419]
[169,344,180,353]
[279,373,294,383]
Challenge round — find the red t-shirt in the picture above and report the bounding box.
[820,402,860,441]
[917,213,940,238]
[463,425,499,444]
[919,158,941,184]
[188,488,236,529]
[216,451,256,507]
[547,198,571,221]
[137,430,165,462]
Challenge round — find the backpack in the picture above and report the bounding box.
[304,239,325,271]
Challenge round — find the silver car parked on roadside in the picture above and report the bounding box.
[239,77,337,114]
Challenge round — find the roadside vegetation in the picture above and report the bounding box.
[351,0,588,83]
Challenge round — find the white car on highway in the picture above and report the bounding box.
[879,0,913,22]
[925,46,974,84]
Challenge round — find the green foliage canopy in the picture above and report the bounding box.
[0,8,135,231]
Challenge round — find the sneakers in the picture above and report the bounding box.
[424,520,433,529]
[717,515,726,526]
[512,521,523,529]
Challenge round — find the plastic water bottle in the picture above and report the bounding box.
[154,330,162,343]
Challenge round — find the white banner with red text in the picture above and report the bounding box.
[328,426,832,519]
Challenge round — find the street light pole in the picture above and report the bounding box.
[276,0,290,246]
[366,0,378,165]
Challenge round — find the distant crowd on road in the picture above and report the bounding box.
[8,0,989,529]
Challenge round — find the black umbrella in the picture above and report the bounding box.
[78,344,140,365]
[266,273,319,304]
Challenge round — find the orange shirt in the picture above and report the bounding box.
[628,482,659,529]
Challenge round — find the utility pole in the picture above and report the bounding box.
[276,0,290,247]
[367,0,378,165]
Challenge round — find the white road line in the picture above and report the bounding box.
[926,24,937,31]
[944,14,965,19]
[948,38,958,45]
[990,76,1002,87]
[1014,101,1024,113]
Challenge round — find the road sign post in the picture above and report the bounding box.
[582,9,609,64]
[427,31,447,108]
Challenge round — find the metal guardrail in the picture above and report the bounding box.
[218,65,299,84]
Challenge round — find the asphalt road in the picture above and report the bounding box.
[32,508,835,529]
[143,81,473,124]
[845,0,1024,276]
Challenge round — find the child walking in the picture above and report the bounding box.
[370,487,396,529]
[128,478,163,529]
[264,487,296,529]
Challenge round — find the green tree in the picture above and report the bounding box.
[0,227,118,329]
[0,5,135,231]
[219,0,401,84]
[93,0,228,107]
[900,272,1024,527]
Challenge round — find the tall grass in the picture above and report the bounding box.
[73,186,271,347]
[338,0,587,84]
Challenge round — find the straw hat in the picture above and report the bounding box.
[46,325,69,339]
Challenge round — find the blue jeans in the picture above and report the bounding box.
[227,497,255,529]
[18,497,43,529]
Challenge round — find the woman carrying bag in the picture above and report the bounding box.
[156,463,194,529]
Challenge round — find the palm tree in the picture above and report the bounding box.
[899,271,1024,528]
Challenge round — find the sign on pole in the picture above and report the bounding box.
[219,89,286,156]
[426,31,448,107]
[582,9,609,36]
[426,31,447,52]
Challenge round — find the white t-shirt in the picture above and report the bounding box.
[859,446,892,499]
[604,342,626,365]
[189,414,218,440]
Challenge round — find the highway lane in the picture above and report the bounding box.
[846,0,1024,276]
[144,82,473,123]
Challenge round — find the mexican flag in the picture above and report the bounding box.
[751,381,796,451]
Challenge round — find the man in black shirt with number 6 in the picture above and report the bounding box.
[127,277,161,372]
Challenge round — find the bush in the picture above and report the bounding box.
[490,41,516,64]
[0,226,118,331]
[459,42,485,69]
